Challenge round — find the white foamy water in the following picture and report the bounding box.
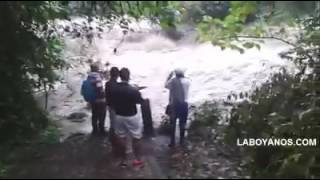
[46,18,295,138]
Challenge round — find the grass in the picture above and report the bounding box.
[39,124,61,145]
[0,121,61,178]
[0,161,8,178]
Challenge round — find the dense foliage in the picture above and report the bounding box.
[223,8,320,179]
[0,1,177,142]
[180,1,230,24]
[185,1,320,178]
[69,1,182,29]
[0,2,67,141]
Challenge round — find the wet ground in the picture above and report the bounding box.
[7,133,171,179]
[4,123,249,179]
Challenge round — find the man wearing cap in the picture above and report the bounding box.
[165,68,191,147]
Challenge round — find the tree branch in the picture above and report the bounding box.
[126,1,131,13]
[136,1,143,15]
[235,35,297,47]
[119,1,124,15]
[234,35,317,63]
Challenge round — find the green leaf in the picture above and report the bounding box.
[243,42,255,49]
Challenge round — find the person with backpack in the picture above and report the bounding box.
[165,68,191,147]
[81,64,107,136]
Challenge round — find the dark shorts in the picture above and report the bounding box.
[172,102,188,120]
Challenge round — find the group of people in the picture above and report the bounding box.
[81,62,190,167]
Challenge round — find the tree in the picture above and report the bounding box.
[0,1,68,140]
[223,6,320,179]
[0,1,178,141]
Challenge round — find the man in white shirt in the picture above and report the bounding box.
[165,68,190,147]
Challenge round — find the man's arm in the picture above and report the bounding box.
[134,89,145,104]
[165,71,175,89]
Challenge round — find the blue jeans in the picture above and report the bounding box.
[169,102,188,145]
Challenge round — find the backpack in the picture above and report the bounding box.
[81,74,98,103]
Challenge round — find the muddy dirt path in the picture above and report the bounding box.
[7,134,171,179]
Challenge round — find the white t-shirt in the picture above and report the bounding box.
[165,77,190,103]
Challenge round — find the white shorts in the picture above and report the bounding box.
[114,114,142,139]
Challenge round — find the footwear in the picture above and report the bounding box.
[119,162,128,168]
[132,160,144,167]
[179,141,186,148]
[168,143,175,148]
[91,129,99,136]
[119,160,128,168]
[99,130,107,136]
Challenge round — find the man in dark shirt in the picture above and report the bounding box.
[113,68,144,167]
[105,67,119,129]
[105,67,120,156]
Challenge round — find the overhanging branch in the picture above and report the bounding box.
[235,35,297,47]
[235,35,316,62]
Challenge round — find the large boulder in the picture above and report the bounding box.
[67,112,88,123]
